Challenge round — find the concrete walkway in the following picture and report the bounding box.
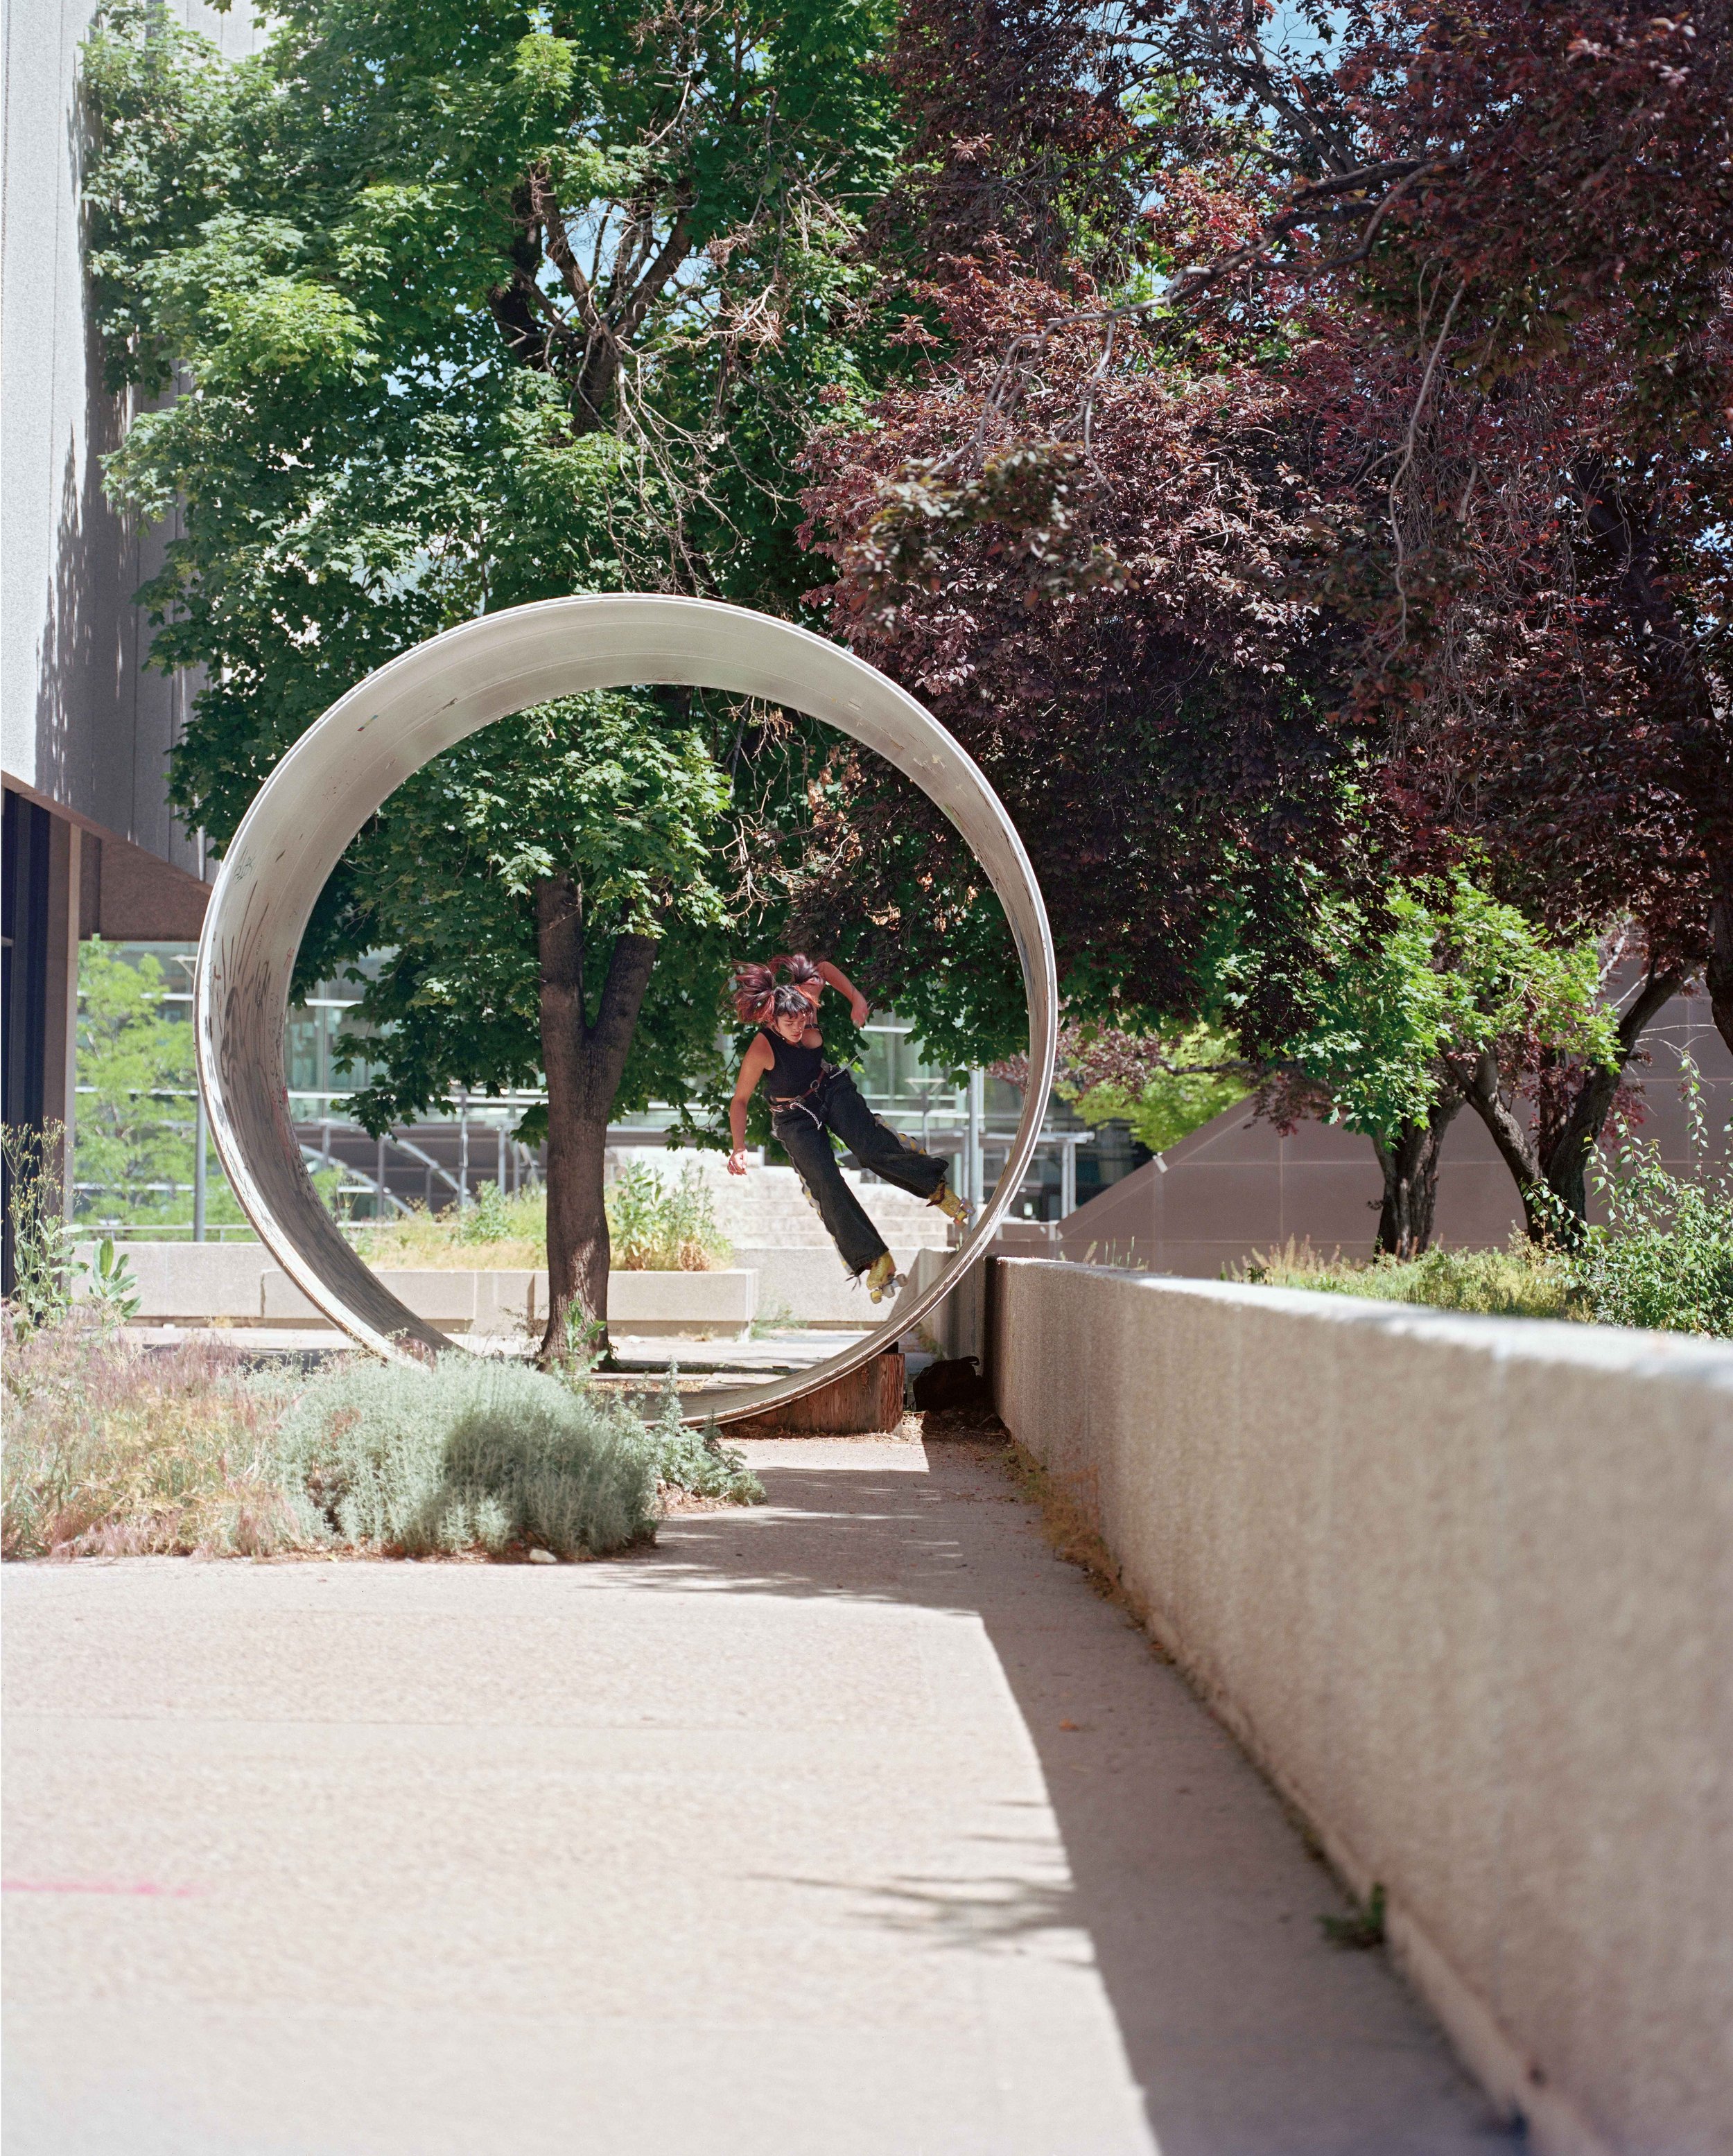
[3,1429,1501,2155]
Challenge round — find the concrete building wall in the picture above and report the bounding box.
[1,0,259,864]
[2,0,259,1261]
[993,1259,1733,2156]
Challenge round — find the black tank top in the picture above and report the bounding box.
[758,1026,825,1100]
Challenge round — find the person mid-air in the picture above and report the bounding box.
[727,954,971,1304]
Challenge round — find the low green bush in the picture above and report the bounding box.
[1574,1122,1733,1338]
[277,1356,660,1558]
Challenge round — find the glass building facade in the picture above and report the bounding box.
[73,948,1148,1232]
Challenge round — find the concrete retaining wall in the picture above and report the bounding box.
[903,1246,984,1360]
[72,1241,266,1322]
[993,1260,1733,2156]
[740,1243,939,1329]
[71,1245,756,1338]
[70,1236,946,1332]
[260,1267,550,1337]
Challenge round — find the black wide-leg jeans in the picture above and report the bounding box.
[771,1070,949,1276]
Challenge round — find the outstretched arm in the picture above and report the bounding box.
[764,954,869,1024]
[815,960,869,1026]
[728,1035,773,1173]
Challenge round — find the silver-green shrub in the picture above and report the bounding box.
[277,1356,659,1557]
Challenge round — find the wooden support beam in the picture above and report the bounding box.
[727,1351,906,1437]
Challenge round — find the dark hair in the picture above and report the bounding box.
[767,985,812,1026]
[732,963,775,1023]
[733,953,821,1024]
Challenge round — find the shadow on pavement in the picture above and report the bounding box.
[632,1430,1508,2156]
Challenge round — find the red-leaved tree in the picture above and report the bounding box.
[799,257,1374,1059]
[801,0,1730,1243]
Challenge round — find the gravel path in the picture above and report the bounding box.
[3,1427,1501,2154]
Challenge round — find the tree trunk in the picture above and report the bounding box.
[1456,1046,1551,1238]
[1535,965,1681,1226]
[1707,868,1733,1064]
[537,873,660,1365]
[1370,1094,1461,1257]
[1454,965,1682,1244]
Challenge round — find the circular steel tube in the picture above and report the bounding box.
[194,595,1057,1420]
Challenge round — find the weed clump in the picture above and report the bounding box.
[2,1120,73,1335]
[1574,1185,1733,1336]
[1320,1883,1386,1950]
[641,1371,763,1504]
[277,1356,659,1559]
[605,1161,733,1272]
[1574,1093,1733,1337]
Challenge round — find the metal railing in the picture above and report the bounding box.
[74,1006,1106,1234]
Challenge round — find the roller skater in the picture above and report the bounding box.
[727,955,970,1303]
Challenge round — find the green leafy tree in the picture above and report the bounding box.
[73,942,248,1234]
[1254,875,1619,1254]
[82,0,906,1351]
[85,0,903,830]
[1070,1026,1251,1157]
[317,696,733,1335]
[74,945,193,1222]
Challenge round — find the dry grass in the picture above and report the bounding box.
[347,1165,733,1274]
[980,1408,1373,1943]
[1229,1236,1578,1318]
[349,1189,548,1271]
[354,1227,550,1270]
[3,1312,757,1562]
[1001,1439,1139,1611]
[907,1400,1149,1619]
[2,1316,310,1559]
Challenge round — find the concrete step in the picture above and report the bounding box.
[619,1154,952,1252]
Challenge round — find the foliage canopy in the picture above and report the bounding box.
[82,0,922,1336]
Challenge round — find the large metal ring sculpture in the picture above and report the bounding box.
[195,595,1057,1423]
